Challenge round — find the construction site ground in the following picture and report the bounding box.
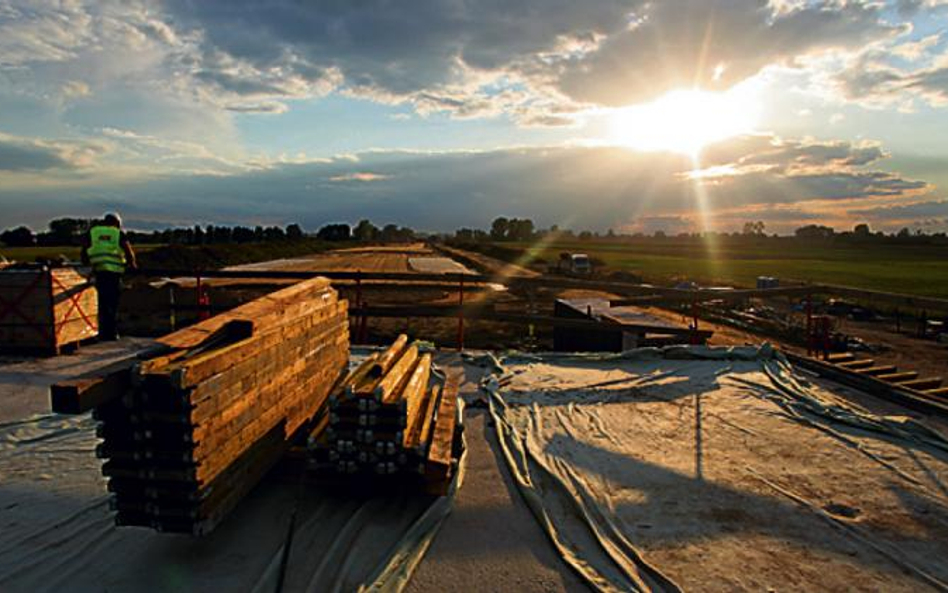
[4,245,947,591]
[444,240,948,389]
[0,343,585,592]
[2,339,947,591]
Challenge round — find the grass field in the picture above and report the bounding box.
[496,238,948,297]
[1,240,336,271]
[0,244,164,262]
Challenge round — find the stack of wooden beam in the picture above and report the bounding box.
[309,334,460,494]
[55,277,349,535]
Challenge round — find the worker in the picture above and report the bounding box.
[82,212,137,341]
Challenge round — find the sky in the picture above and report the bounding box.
[1,0,947,235]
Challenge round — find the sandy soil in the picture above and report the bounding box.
[434,244,539,278]
[408,256,476,275]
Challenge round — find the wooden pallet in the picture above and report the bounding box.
[0,265,98,355]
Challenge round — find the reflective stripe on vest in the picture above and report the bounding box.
[88,226,126,273]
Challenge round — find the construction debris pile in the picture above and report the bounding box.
[55,277,349,535]
[308,334,460,494]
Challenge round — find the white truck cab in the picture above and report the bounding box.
[570,253,592,275]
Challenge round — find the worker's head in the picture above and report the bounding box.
[103,212,122,228]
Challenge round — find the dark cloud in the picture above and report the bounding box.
[0,140,70,171]
[0,0,925,131]
[0,134,103,171]
[158,0,905,116]
[551,0,902,105]
[848,199,948,220]
[0,136,930,232]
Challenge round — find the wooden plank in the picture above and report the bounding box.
[857,365,898,376]
[901,378,943,391]
[787,353,948,417]
[401,353,431,442]
[406,384,440,451]
[153,277,335,352]
[339,354,381,397]
[425,375,459,482]
[375,345,418,403]
[186,320,348,424]
[166,302,345,389]
[373,333,409,376]
[878,371,919,383]
[837,359,874,370]
[51,363,132,414]
[827,352,857,363]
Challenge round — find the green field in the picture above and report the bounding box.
[1,239,335,271]
[498,238,948,297]
[0,244,165,262]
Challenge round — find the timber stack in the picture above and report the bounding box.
[53,276,349,535]
[308,334,461,494]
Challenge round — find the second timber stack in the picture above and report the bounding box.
[97,276,349,535]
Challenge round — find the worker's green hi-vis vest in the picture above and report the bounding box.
[87,226,126,273]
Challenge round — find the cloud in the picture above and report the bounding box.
[328,172,391,182]
[698,136,889,173]
[833,27,948,108]
[0,132,105,172]
[836,57,948,107]
[848,198,948,220]
[554,0,904,106]
[224,101,289,114]
[0,134,933,233]
[151,0,910,120]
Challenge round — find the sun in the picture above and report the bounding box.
[608,85,761,157]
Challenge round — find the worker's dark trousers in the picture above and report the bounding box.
[95,271,122,341]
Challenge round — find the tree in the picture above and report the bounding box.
[317,223,351,241]
[853,223,871,238]
[742,221,765,236]
[507,218,535,241]
[454,228,476,242]
[263,226,285,241]
[353,219,379,241]
[233,226,255,243]
[1,226,36,247]
[490,217,509,241]
[286,224,304,240]
[794,224,835,241]
[47,218,91,245]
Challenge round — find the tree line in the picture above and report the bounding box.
[6,216,947,249]
[0,218,417,247]
[451,218,948,245]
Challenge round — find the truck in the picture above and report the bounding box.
[556,252,592,275]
